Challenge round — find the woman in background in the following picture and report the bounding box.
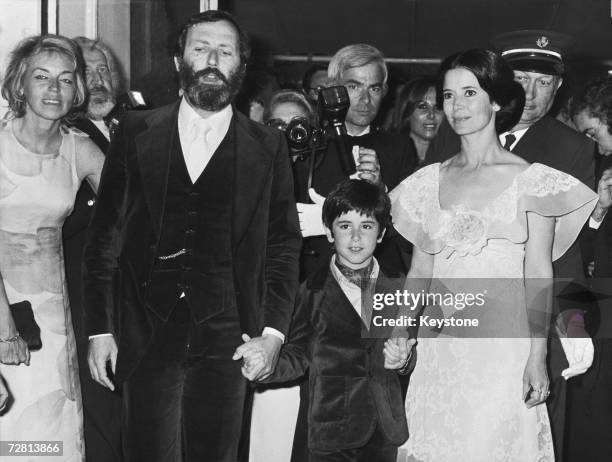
[0,35,104,461]
[384,77,443,163]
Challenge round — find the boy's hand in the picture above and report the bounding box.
[383,337,416,370]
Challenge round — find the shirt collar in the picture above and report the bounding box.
[178,97,233,137]
[346,124,371,137]
[499,127,529,145]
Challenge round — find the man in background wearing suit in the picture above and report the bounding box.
[426,30,608,461]
[84,10,301,462]
[63,37,122,462]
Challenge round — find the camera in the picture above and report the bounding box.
[317,85,350,137]
[267,117,313,151]
[317,85,355,175]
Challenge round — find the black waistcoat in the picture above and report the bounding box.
[147,123,236,323]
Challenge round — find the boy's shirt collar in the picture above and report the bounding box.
[330,254,379,323]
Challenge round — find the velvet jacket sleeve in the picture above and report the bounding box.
[260,130,302,335]
[82,116,129,337]
[261,283,313,384]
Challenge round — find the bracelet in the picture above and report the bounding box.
[0,333,21,343]
[398,351,414,375]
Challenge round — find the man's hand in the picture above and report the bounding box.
[233,333,282,381]
[88,336,118,391]
[593,168,612,222]
[354,147,382,186]
[296,188,326,237]
[383,337,416,370]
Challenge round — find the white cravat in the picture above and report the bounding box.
[177,98,232,183]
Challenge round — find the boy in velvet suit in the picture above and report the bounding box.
[246,179,416,461]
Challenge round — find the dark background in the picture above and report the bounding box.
[129,0,612,108]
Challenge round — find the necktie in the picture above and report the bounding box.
[503,133,516,151]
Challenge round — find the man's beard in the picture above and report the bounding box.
[87,85,115,120]
[178,61,245,112]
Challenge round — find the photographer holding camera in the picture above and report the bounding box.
[296,43,418,280]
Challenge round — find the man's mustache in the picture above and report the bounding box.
[193,67,229,85]
[89,84,111,95]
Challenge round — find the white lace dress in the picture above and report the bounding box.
[390,163,598,462]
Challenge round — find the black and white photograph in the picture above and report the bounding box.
[0,1,611,461]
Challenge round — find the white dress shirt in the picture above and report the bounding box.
[91,119,110,141]
[177,97,232,183]
[498,128,528,151]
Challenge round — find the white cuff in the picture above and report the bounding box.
[88,333,113,340]
[589,217,602,229]
[262,327,285,343]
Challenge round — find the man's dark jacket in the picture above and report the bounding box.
[63,117,122,462]
[264,262,414,451]
[83,102,302,382]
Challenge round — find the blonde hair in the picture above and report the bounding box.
[1,34,87,120]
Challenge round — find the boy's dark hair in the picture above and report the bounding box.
[322,179,391,237]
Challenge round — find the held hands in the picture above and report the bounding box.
[233,333,282,381]
[296,189,326,238]
[383,337,416,370]
[350,147,383,187]
[523,354,549,409]
[88,336,118,391]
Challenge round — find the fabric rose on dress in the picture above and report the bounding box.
[441,206,488,257]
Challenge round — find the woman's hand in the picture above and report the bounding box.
[0,313,30,366]
[0,335,30,366]
[523,352,549,409]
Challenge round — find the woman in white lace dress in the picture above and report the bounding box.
[390,49,598,462]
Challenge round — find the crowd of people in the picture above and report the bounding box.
[0,9,611,462]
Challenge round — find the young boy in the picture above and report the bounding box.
[244,179,416,461]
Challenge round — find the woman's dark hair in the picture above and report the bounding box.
[322,179,391,237]
[398,76,438,130]
[571,76,612,133]
[437,49,525,134]
[173,10,251,66]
